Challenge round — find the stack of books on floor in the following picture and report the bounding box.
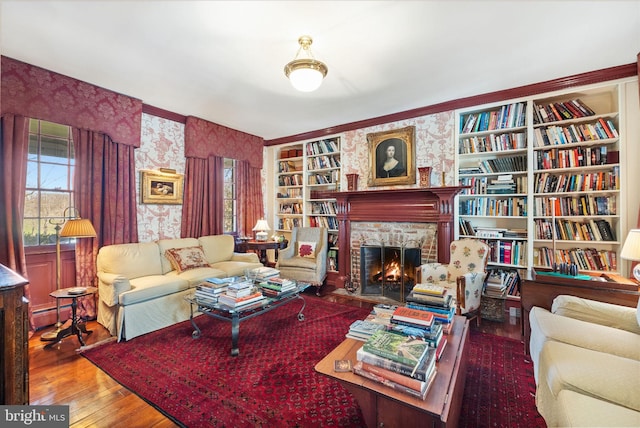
[405,284,456,334]
[259,276,296,297]
[217,279,266,309]
[484,270,508,298]
[353,329,437,400]
[194,277,234,305]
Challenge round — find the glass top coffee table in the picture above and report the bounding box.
[186,280,309,356]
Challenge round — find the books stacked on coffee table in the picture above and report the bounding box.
[259,276,296,297]
[217,279,266,309]
[346,319,386,341]
[194,277,234,305]
[250,266,280,282]
[353,329,437,400]
[405,283,456,334]
[386,306,447,361]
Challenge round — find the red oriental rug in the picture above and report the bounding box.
[83,296,544,427]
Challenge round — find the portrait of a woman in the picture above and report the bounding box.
[376,138,407,178]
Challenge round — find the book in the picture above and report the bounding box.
[412,284,446,296]
[359,360,435,393]
[391,306,434,328]
[362,330,430,368]
[356,345,436,381]
[334,359,352,372]
[346,319,387,341]
[353,361,436,400]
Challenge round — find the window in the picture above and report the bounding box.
[223,158,237,234]
[23,119,75,247]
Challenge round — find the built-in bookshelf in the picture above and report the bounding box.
[274,137,342,274]
[456,82,627,282]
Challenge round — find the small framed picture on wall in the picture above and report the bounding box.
[140,170,184,204]
[367,126,416,187]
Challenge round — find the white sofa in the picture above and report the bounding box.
[529,294,640,427]
[96,234,262,341]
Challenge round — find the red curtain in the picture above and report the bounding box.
[237,160,264,237]
[181,156,224,238]
[0,114,35,330]
[73,129,139,318]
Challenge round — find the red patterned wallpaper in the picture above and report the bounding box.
[1,56,142,147]
[185,116,263,168]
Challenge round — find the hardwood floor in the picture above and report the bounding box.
[28,291,522,427]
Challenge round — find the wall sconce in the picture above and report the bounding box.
[41,208,97,341]
[252,219,271,242]
[620,229,640,282]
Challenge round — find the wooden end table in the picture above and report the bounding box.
[315,316,470,428]
[236,239,287,266]
[44,286,97,348]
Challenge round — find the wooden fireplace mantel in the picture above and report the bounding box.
[313,186,466,288]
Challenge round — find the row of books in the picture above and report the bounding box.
[459,174,528,196]
[278,217,302,231]
[310,201,337,215]
[278,159,301,173]
[534,145,610,170]
[278,174,303,186]
[485,240,527,267]
[458,132,526,154]
[477,154,527,173]
[460,102,527,134]
[308,171,339,185]
[279,203,302,214]
[532,98,596,124]
[484,269,520,297]
[534,218,616,242]
[533,169,619,193]
[533,118,618,147]
[305,138,339,156]
[533,246,617,272]
[533,195,616,217]
[308,215,338,230]
[459,197,527,217]
[276,188,302,199]
[306,155,341,170]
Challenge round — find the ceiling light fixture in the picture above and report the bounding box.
[284,35,328,92]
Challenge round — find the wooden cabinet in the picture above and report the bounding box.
[0,264,30,405]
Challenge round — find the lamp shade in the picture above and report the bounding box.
[284,35,328,92]
[620,229,640,261]
[252,219,270,242]
[60,218,97,238]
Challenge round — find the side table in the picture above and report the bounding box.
[44,286,98,348]
[236,240,287,266]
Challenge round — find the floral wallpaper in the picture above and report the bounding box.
[136,113,185,242]
[340,111,455,191]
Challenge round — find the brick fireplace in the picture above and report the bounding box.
[313,186,466,291]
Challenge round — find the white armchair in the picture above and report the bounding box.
[276,227,328,295]
[415,238,489,325]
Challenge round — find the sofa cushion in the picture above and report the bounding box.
[165,246,210,273]
[278,256,317,269]
[120,275,192,306]
[554,390,640,427]
[297,241,316,258]
[165,266,227,287]
[211,260,263,277]
[552,294,640,335]
[199,235,235,264]
[157,238,200,274]
[97,242,163,279]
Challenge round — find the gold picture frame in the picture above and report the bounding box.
[367,126,416,187]
[140,170,184,204]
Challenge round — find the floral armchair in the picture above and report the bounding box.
[415,238,489,324]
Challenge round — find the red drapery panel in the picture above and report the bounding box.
[73,129,139,318]
[184,116,264,168]
[0,114,35,330]
[237,160,264,237]
[181,156,224,238]
[1,56,142,147]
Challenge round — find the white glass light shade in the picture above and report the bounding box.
[284,35,328,92]
[620,229,640,282]
[288,66,325,92]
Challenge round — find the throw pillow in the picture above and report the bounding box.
[165,246,210,273]
[297,241,316,258]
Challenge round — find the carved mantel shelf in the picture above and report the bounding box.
[313,186,467,288]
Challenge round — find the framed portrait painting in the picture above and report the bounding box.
[367,126,416,187]
[140,170,184,204]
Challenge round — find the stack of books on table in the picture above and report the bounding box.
[353,329,437,400]
[250,266,280,281]
[194,277,234,305]
[346,319,386,341]
[405,284,456,334]
[387,306,447,361]
[217,280,266,309]
[259,277,296,297]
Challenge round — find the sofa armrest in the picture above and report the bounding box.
[552,295,640,335]
[97,272,132,307]
[231,252,260,263]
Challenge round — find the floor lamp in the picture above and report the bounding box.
[41,208,97,341]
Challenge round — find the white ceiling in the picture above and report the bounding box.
[1,1,639,141]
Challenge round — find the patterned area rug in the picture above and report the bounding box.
[83,297,544,427]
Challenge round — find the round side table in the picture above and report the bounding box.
[44,286,98,348]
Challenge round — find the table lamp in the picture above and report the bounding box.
[620,229,640,282]
[252,219,270,242]
[41,208,97,341]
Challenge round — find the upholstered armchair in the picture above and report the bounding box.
[415,238,490,325]
[276,227,328,295]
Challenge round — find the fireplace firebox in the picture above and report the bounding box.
[360,245,421,302]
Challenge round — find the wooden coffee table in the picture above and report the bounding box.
[315,315,469,428]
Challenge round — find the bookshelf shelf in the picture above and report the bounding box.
[456,81,628,284]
